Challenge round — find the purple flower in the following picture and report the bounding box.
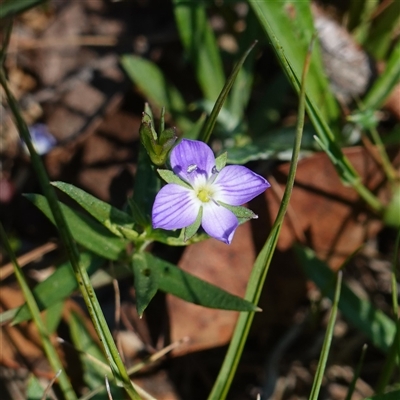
[152,139,270,244]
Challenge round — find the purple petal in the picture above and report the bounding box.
[214,165,270,206]
[201,203,238,244]
[152,184,199,230]
[170,139,215,186]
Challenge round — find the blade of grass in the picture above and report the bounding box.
[0,223,77,400]
[351,0,379,44]
[376,228,400,392]
[345,344,368,400]
[365,1,400,60]
[0,69,140,399]
[309,271,342,400]
[363,42,400,111]
[207,36,313,400]
[199,40,258,144]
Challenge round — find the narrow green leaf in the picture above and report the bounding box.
[363,42,400,111]
[173,0,225,101]
[365,2,400,60]
[132,252,159,316]
[43,301,64,334]
[52,181,138,240]
[25,193,127,261]
[250,0,339,123]
[0,0,48,19]
[295,245,396,352]
[12,252,103,325]
[143,253,258,312]
[157,169,191,188]
[121,55,193,133]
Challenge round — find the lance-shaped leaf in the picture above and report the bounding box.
[26,193,127,260]
[52,181,138,241]
[132,252,259,315]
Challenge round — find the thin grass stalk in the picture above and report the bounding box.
[0,69,140,399]
[207,36,314,400]
[309,271,343,400]
[344,344,368,400]
[375,228,400,393]
[0,223,77,400]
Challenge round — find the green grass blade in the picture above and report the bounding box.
[296,246,396,353]
[207,35,312,400]
[0,223,77,400]
[250,0,339,124]
[351,0,379,44]
[365,2,400,60]
[345,344,368,400]
[199,41,257,144]
[309,271,342,400]
[0,69,140,399]
[0,0,48,19]
[173,0,225,102]
[363,42,400,111]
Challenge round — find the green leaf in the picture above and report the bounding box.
[132,252,159,316]
[383,185,400,228]
[25,194,127,260]
[43,301,64,334]
[295,245,396,352]
[121,55,193,133]
[137,252,258,312]
[0,0,47,19]
[157,169,191,188]
[173,0,225,102]
[12,252,103,325]
[250,0,339,124]
[183,206,203,242]
[52,181,138,241]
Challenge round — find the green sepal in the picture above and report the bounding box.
[139,111,177,166]
[218,201,258,224]
[184,206,203,242]
[215,152,228,171]
[157,169,191,189]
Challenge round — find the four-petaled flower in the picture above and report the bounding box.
[152,139,270,244]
